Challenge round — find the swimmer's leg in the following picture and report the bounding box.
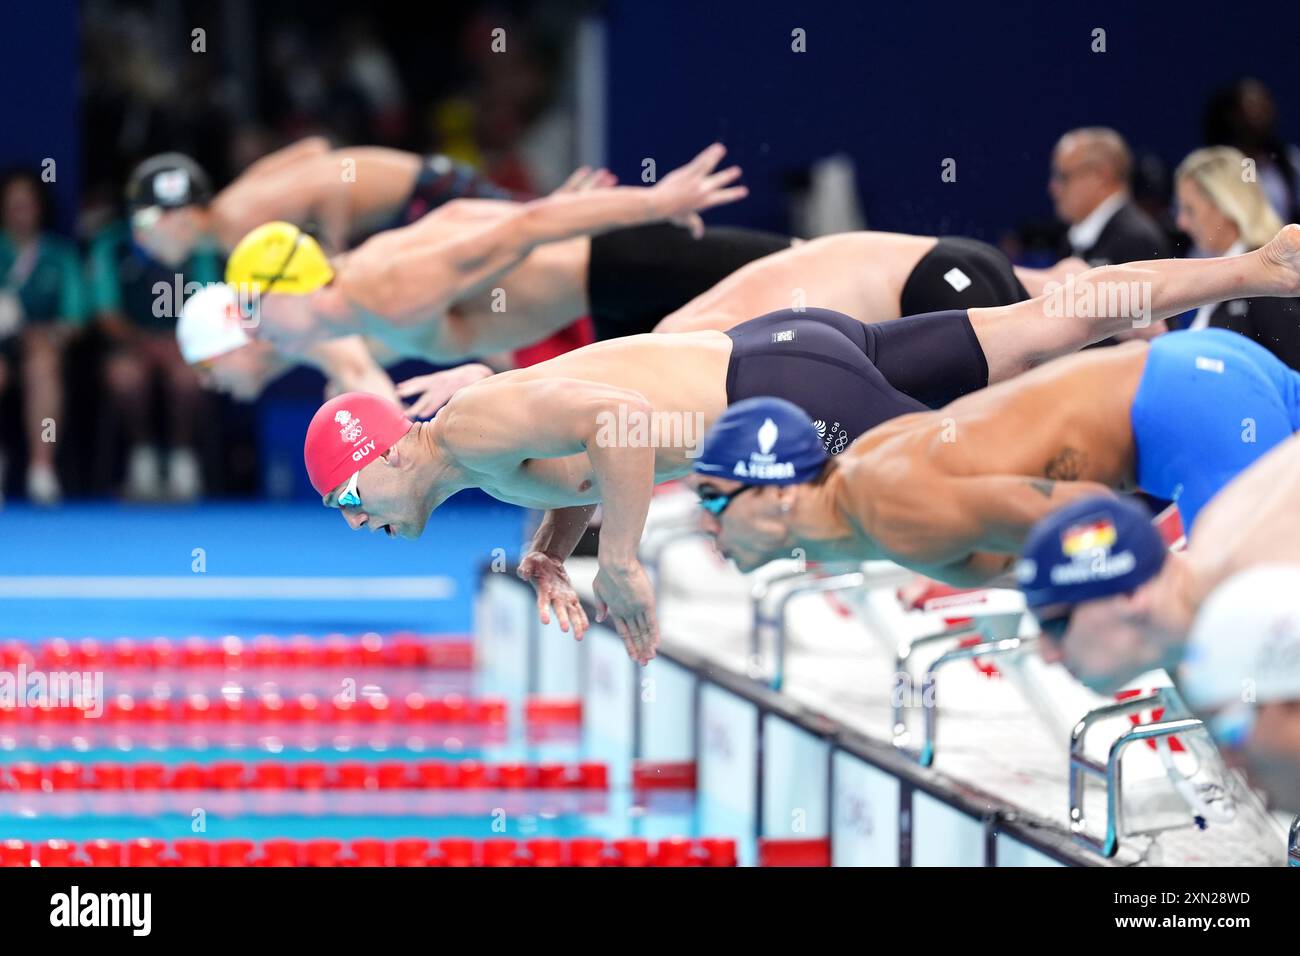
[969,224,1300,383]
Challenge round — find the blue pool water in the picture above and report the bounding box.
[0,499,718,858]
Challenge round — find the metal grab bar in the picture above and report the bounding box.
[914,636,1030,767]
[748,562,879,687]
[749,566,820,663]
[1068,689,1204,857]
[1290,816,1300,868]
[890,623,982,752]
[766,572,867,691]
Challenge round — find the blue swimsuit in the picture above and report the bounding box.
[1131,328,1300,528]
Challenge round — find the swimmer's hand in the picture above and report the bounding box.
[551,166,618,195]
[592,560,659,665]
[650,143,748,239]
[396,363,494,419]
[518,551,590,641]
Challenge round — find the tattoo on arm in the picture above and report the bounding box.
[1044,447,1084,481]
[1029,479,1056,499]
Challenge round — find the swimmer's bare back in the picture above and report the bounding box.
[439,330,733,505]
[212,143,424,251]
[655,231,937,333]
[830,342,1150,574]
[336,215,592,361]
[330,146,749,362]
[1184,432,1300,596]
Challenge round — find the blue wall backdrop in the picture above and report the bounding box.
[4,1,1296,244]
[0,0,79,234]
[603,0,1300,239]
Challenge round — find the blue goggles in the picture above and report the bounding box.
[696,483,757,517]
[338,471,362,509]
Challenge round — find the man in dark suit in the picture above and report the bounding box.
[1192,296,1300,370]
[1050,127,1174,265]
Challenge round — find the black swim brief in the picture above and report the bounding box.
[899,236,1029,316]
[723,307,989,454]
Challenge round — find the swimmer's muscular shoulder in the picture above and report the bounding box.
[835,417,981,564]
[435,376,570,467]
[836,440,927,520]
[433,382,517,464]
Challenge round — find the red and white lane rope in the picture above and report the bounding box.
[1,836,738,867]
[0,633,475,671]
[3,692,585,723]
[0,759,608,791]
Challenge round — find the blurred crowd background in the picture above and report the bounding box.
[1,0,1299,505]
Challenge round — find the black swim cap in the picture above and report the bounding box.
[125,153,213,211]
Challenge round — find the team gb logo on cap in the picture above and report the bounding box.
[153,169,190,204]
[335,410,364,444]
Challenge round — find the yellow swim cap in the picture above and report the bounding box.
[225,222,335,296]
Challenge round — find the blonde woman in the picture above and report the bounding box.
[1175,145,1300,367]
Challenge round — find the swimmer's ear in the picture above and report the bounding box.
[381,446,404,468]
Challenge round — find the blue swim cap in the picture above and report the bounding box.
[694,397,828,485]
[1016,496,1167,608]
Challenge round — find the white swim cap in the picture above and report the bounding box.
[1181,564,1300,710]
[176,282,252,364]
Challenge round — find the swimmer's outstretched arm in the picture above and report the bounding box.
[925,552,1019,588]
[872,470,1116,583]
[239,136,332,178]
[346,143,746,326]
[395,363,496,419]
[211,137,339,249]
[394,167,614,233]
[441,378,662,663]
[971,225,1300,383]
[939,474,1117,566]
[307,336,398,402]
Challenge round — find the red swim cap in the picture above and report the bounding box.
[304,392,413,496]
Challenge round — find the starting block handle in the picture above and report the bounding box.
[914,637,1025,768]
[1068,690,1167,759]
[1068,714,1204,858]
[767,571,867,691]
[890,623,982,752]
[749,567,825,664]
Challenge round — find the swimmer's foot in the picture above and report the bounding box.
[1258,223,1300,297]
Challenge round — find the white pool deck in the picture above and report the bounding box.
[568,488,1291,867]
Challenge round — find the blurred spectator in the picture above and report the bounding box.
[86,215,219,500]
[1173,146,1300,367]
[0,171,86,505]
[1204,78,1300,224]
[1050,127,1174,265]
[70,0,580,502]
